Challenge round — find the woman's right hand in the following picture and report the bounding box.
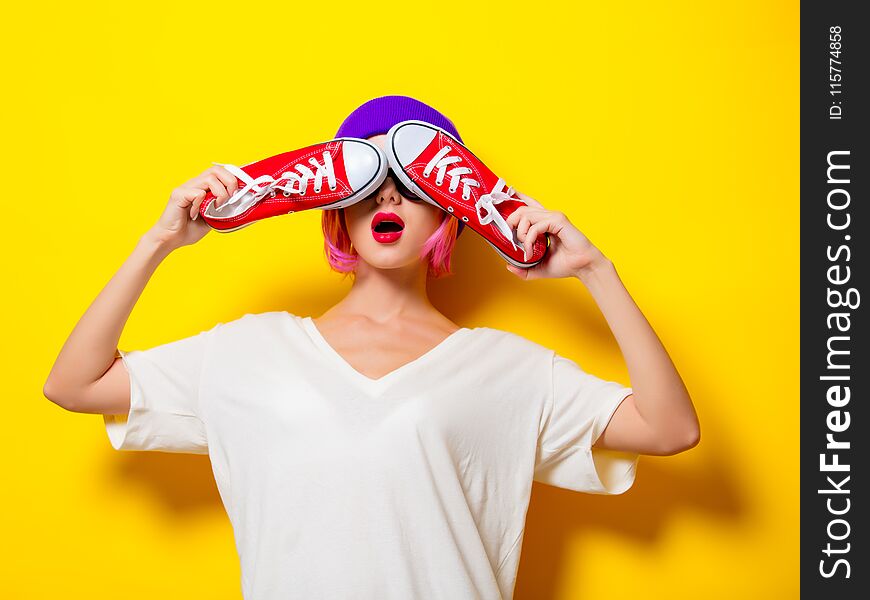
[148,166,240,250]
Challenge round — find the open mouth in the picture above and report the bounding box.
[371,212,405,234]
[373,220,404,233]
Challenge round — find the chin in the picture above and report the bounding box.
[369,256,418,269]
[357,248,424,270]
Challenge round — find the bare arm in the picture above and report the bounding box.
[43,232,172,414]
[505,192,701,456]
[574,259,699,456]
[43,166,239,414]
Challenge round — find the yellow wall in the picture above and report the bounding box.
[3,0,798,598]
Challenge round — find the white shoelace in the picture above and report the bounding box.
[423,145,524,251]
[211,151,337,211]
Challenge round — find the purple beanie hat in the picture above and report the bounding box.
[335,95,466,236]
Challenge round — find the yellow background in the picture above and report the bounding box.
[3,0,798,598]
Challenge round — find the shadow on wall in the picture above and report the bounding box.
[515,428,742,599]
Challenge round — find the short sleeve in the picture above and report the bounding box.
[533,352,639,494]
[103,323,221,454]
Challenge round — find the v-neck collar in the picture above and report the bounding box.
[295,314,474,393]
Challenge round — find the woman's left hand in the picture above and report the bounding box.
[504,191,609,280]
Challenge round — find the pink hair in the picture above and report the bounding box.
[321,208,459,279]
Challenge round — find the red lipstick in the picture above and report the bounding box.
[371,212,405,244]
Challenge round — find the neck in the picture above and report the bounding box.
[330,260,434,323]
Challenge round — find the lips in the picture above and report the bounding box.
[371,211,404,244]
[371,212,405,233]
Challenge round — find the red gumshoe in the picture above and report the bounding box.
[385,120,549,268]
[199,139,387,233]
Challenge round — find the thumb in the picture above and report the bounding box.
[505,263,529,279]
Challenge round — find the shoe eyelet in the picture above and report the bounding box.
[287,210,295,214]
[270,191,276,198]
[300,190,306,196]
[462,194,470,201]
[282,191,291,197]
[447,206,454,212]
[461,216,469,222]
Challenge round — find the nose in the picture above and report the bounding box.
[375,176,402,205]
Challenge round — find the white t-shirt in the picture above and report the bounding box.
[104,311,638,600]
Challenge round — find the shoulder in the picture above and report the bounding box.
[473,326,555,363]
[214,310,298,336]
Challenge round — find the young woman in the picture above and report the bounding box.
[44,96,700,600]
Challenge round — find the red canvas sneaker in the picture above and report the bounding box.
[386,120,549,268]
[199,139,387,233]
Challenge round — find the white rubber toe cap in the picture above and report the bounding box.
[389,122,439,168]
[342,139,385,192]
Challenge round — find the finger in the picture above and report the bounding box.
[524,221,550,261]
[188,189,207,220]
[506,260,545,280]
[505,263,529,280]
[523,226,534,261]
[515,190,545,209]
[202,174,230,207]
[516,214,533,241]
[177,187,204,208]
[209,166,239,196]
[507,205,546,228]
[506,206,526,228]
